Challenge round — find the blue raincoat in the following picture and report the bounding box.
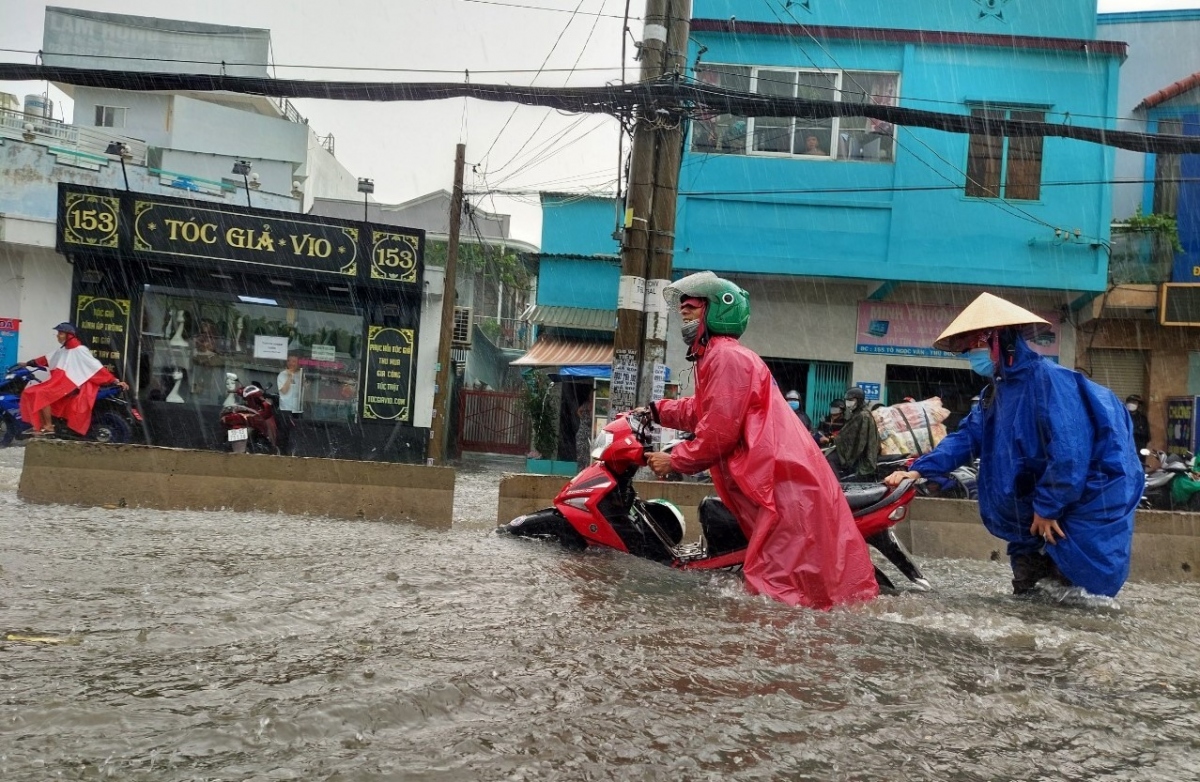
[911,338,1141,597]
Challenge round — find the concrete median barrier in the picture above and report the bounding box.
[18,440,454,529]
[498,475,1200,584]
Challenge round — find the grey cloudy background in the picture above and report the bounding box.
[1,0,1196,243]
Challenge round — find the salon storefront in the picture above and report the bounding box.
[55,183,429,462]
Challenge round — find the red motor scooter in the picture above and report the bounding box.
[219,379,280,455]
[499,412,930,592]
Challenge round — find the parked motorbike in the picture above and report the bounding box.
[0,363,143,446]
[498,411,931,592]
[219,377,280,454]
[1139,449,1197,510]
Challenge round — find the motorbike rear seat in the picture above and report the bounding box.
[842,482,889,511]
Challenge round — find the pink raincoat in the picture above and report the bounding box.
[655,336,878,609]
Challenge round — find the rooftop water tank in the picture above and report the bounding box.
[23,93,53,119]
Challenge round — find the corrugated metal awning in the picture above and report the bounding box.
[510,337,613,367]
[520,304,615,332]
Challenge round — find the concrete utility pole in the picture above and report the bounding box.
[609,0,691,414]
[429,142,466,465]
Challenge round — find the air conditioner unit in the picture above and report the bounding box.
[452,306,473,348]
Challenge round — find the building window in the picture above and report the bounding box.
[691,64,898,162]
[94,105,127,128]
[964,107,1044,200]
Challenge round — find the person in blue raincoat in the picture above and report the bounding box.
[884,293,1141,597]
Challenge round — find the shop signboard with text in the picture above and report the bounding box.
[362,326,415,423]
[855,302,1060,360]
[0,318,18,369]
[55,184,424,292]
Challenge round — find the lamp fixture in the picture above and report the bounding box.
[232,160,253,207]
[105,141,131,190]
[357,177,374,222]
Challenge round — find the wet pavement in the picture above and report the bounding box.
[2,445,1199,781]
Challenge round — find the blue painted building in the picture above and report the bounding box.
[536,0,1128,420]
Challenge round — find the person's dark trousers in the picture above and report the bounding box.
[1009,549,1070,595]
[277,410,301,456]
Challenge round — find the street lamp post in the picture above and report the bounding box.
[357,178,374,222]
[105,141,130,190]
[232,160,253,207]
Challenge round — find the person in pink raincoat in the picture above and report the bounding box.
[644,272,878,609]
[20,322,126,436]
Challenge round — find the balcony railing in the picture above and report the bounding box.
[0,106,147,167]
[1108,229,1177,285]
[475,316,533,351]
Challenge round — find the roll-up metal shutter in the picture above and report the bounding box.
[1088,349,1147,402]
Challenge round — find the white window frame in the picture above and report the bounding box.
[693,64,900,163]
[94,105,128,128]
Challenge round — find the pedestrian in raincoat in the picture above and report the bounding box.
[1125,394,1150,454]
[20,322,127,437]
[827,386,880,479]
[644,272,878,609]
[816,399,846,442]
[884,293,1141,597]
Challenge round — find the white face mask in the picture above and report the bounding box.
[844,399,857,411]
[1126,402,1138,412]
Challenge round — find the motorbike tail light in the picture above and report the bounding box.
[888,506,907,522]
[131,409,143,421]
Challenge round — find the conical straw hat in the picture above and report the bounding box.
[933,292,1050,353]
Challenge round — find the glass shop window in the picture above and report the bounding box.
[138,286,363,424]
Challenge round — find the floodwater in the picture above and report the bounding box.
[2,448,1198,781]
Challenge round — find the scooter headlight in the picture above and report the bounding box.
[590,430,613,460]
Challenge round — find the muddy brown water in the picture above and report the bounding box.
[1,448,1197,781]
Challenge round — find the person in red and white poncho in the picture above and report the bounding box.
[19,322,128,437]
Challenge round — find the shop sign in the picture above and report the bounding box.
[74,297,129,371]
[856,382,881,401]
[0,318,19,368]
[362,325,415,422]
[56,185,424,291]
[855,302,1060,359]
[131,200,361,277]
[1166,396,1198,456]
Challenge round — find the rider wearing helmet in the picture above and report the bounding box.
[884,292,1141,597]
[828,386,880,480]
[784,389,813,432]
[644,271,877,609]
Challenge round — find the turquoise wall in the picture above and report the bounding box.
[537,195,621,308]
[693,0,1096,39]
[679,10,1120,292]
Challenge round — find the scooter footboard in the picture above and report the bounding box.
[498,508,586,550]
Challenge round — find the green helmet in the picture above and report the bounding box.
[663,271,750,337]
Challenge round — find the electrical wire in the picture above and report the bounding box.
[4,63,1199,154]
[460,0,638,20]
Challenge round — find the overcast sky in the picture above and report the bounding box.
[2,0,1197,245]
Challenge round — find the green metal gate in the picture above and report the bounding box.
[807,361,852,420]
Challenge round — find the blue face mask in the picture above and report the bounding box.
[968,348,995,377]
[788,400,800,411]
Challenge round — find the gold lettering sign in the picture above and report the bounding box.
[362,325,415,422]
[75,295,131,372]
[370,231,420,283]
[63,193,120,248]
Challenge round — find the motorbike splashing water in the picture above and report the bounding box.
[498,412,930,593]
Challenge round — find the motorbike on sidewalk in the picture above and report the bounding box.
[498,411,930,592]
[1139,449,1198,510]
[218,375,280,454]
[0,363,143,446]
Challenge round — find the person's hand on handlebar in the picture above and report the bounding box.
[883,469,921,487]
[646,451,672,478]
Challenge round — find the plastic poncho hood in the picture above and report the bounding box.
[653,335,878,609]
[910,337,1141,596]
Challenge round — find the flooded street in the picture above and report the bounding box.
[1,447,1198,781]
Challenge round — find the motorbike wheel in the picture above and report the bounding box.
[498,508,586,550]
[89,412,131,444]
[0,414,15,448]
